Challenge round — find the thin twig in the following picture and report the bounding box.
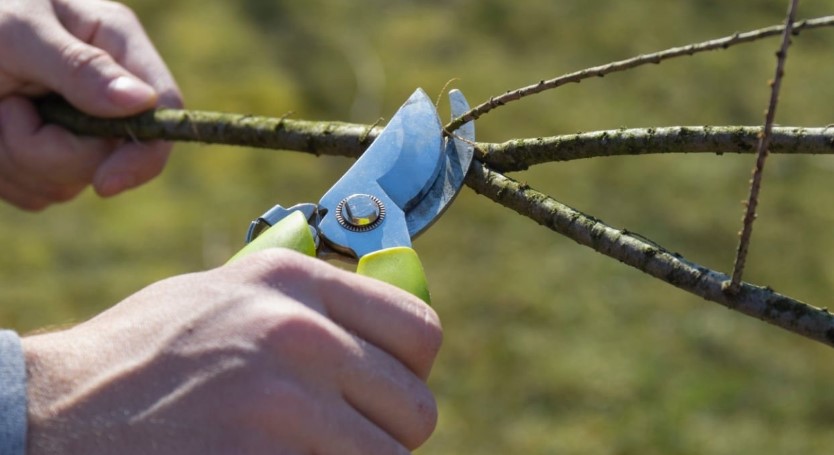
[465,160,834,348]
[435,78,460,108]
[727,0,800,294]
[445,15,834,132]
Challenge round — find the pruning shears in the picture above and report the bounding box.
[229,89,475,303]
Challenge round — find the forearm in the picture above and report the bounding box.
[0,330,27,455]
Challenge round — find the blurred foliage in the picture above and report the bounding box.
[3,0,834,453]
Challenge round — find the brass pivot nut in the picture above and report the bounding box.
[336,194,386,232]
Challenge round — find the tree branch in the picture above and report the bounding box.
[445,15,834,132]
[465,160,834,348]
[38,98,834,169]
[480,126,834,171]
[36,96,382,159]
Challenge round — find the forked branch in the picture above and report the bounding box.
[728,0,800,293]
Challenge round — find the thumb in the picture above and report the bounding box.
[26,28,158,117]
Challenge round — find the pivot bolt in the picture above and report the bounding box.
[337,194,385,231]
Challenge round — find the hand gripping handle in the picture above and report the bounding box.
[228,211,431,303]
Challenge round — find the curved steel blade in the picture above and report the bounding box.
[405,89,475,237]
[318,88,444,257]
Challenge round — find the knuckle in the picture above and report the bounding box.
[59,42,111,82]
[409,306,444,373]
[261,311,342,361]
[265,312,322,344]
[99,1,140,25]
[0,11,32,43]
[421,307,443,354]
[234,248,320,284]
[404,386,438,449]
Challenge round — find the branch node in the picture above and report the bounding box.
[360,118,384,145]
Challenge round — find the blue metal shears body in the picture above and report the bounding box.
[232,89,475,303]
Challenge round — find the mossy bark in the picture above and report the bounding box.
[37,96,379,159]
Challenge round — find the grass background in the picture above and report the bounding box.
[3,0,834,453]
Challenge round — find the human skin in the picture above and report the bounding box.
[23,249,442,454]
[0,0,181,210]
[2,0,444,453]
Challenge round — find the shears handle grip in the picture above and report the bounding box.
[228,211,317,260]
[228,211,431,304]
[356,247,431,304]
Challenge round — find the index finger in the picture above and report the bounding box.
[53,0,182,107]
[318,266,444,380]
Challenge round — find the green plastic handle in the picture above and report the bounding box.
[227,211,316,262]
[357,247,431,304]
[228,212,430,303]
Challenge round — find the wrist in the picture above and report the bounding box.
[21,328,101,454]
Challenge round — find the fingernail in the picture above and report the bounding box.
[99,173,137,197]
[106,76,157,110]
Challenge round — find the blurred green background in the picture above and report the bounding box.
[3,0,834,453]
